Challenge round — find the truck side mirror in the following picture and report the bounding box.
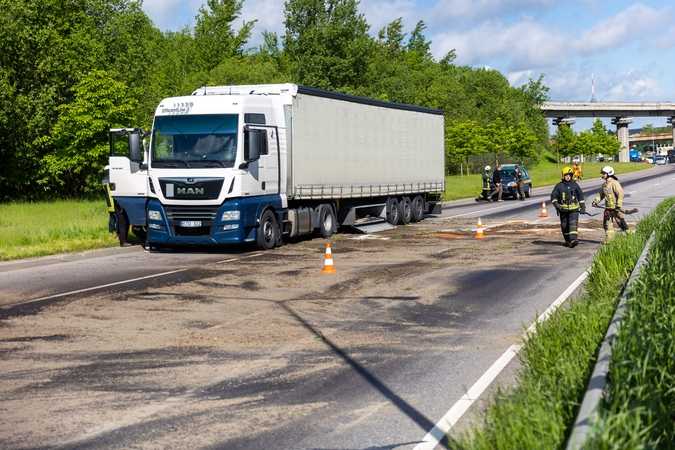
[129,133,142,163]
[244,128,262,162]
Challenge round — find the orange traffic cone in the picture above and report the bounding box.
[321,243,337,274]
[475,218,485,239]
[540,201,549,218]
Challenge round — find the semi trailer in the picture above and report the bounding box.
[108,84,445,249]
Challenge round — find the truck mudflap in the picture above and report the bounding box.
[429,202,442,214]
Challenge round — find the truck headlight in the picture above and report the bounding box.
[221,210,240,221]
[148,210,162,220]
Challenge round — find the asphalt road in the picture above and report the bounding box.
[0,165,673,450]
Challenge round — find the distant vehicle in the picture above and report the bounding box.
[490,164,533,199]
[629,150,640,162]
[645,157,654,164]
[654,156,666,165]
[572,156,580,163]
[668,149,675,164]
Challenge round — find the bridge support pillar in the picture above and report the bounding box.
[612,117,633,162]
[669,117,675,146]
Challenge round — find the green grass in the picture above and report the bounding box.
[0,200,135,261]
[442,160,653,201]
[456,197,675,449]
[588,203,675,448]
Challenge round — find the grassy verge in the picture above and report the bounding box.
[456,197,675,449]
[0,200,140,261]
[588,204,675,447]
[443,160,653,201]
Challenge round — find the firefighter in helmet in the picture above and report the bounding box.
[550,166,586,247]
[591,166,631,244]
[475,165,493,202]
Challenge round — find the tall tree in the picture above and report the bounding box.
[38,70,137,197]
[282,0,373,91]
[194,0,256,72]
[445,120,488,177]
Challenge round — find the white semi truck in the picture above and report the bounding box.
[108,84,445,249]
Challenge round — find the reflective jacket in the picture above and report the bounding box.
[551,180,585,211]
[482,171,491,190]
[594,177,624,209]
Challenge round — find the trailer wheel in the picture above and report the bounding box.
[398,197,412,225]
[386,197,399,225]
[411,196,424,222]
[257,209,278,250]
[318,206,335,239]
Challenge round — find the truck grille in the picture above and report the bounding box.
[164,205,219,237]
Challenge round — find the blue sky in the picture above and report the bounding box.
[141,0,675,132]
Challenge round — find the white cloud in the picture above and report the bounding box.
[431,19,568,71]
[606,69,662,101]
[571,4,673,55]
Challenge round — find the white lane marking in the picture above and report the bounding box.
[9,254,261,307]
[653,183,660,186]
[627,191,636,194]
[413,270,589,450]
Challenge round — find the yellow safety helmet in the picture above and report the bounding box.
[561,166,573,179]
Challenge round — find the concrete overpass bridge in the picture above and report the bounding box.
[541,102,675,162]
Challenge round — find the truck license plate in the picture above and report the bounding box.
[180,221,202,227]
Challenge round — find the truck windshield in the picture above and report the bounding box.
[151,114,238,168]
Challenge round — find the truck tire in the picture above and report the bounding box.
[257,209,278,250]
[398,197,412,225]
[411,195,424,222]
[318,205,335,239]
[386,197,399,225]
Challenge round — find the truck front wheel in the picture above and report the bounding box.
[257,210,278,250]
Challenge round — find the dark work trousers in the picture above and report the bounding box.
[114,201,129,246]
[516,182,525,199]
[560,210,579,242]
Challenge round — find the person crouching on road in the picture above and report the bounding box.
[475,165,493,202]
[591,165,632,244]
[550,166,586,248]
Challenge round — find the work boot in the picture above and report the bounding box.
[563,239,570,247]
[625,229,633,234]
[570,239,579,248]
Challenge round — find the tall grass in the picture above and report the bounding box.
[457,197,675,449]
[588,204,675,448]
[0,200,123,261]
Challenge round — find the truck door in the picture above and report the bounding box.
[262,128,279,194]
[241,128,278,196]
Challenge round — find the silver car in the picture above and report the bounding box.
[655,156,666,165]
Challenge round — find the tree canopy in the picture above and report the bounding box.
[0,0,558,201]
